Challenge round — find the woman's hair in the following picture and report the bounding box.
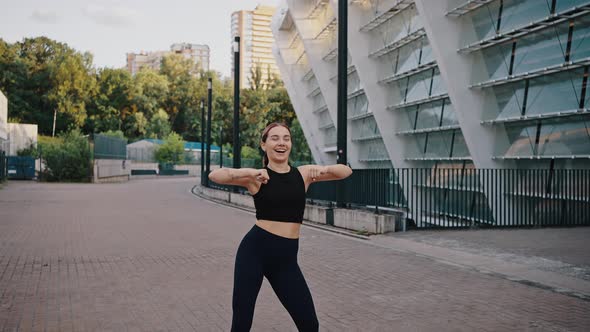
[261,122,291,167]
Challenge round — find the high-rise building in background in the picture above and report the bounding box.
[271,0,590,226]
[126,43,210,76]
[232,5,280,89]
[170,43,210,72]
[126,51,169,76]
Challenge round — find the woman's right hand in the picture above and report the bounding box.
[251,169,269,184]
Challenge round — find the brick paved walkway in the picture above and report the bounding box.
[0,178,589,331]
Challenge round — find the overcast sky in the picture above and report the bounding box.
[0,0,279,78]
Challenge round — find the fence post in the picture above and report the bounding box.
[0,151,5,181]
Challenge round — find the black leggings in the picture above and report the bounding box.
[231,224,319,332]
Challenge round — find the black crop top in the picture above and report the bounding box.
[252,165,306,223]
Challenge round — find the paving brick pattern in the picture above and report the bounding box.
[0,178,589,331]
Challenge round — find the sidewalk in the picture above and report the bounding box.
[371,228,590,301]
[198,184,590,301]
[0,179,588,331]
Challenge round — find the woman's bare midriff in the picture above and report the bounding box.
[255,219,301,239]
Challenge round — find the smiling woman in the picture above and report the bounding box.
[208,121,352,331]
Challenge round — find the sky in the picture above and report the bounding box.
[0,0,279,78]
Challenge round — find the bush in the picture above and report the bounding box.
[98,130,126,140]
[39,129,91,182]
[17,142,38,157]
[241,146,262,168]
[154,132,184,164]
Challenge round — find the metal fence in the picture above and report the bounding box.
[0,151,7,182]
[127,146,156,163]
[93,134,127,160]
[206,167,590,229]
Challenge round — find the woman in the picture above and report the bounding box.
[208,122,352,332]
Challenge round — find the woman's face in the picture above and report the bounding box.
[261,126,292,164]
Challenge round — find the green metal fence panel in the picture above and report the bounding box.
[7,156,35,180]
[131,169,157,176]
[159,169,189,176]
[94,134,127,160]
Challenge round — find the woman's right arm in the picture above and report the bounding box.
[208,168,269,192]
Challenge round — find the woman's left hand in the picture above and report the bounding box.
[309,165,329,182]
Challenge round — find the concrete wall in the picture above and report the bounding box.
[230,192,255,209]
[7,123,38,156]
[174,165,201,176]
[93,159,130,183]
[130,162,159,171]
[199,186,401,234]
[201,186,231,202]
[303,205,332,225]
[333,208,397,234]
[129,162,217,177]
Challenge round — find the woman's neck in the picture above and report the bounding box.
[267,161,290,173]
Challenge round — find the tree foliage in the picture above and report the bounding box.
[147,109,171,139]
[154,132,185,164]
[0,36,313,164]
[39,129,91,182]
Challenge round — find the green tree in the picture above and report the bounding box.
[241,145,262,168]
[48,50,96,131]
[154,132,184,164]
[289,118,312,162]
[0,37,94,135]
[248,61,265,91]
[98,129,126,140]
[210,77,233,145]
[266,64,283,90]
[86,68,132,134]
[147,109,171,139]
[160,54,200,137]
[124,111,148,139]
[131,68,169,118]
[0,37,313,165]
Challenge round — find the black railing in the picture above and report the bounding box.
[307,168,406,209]
[204,168,590,229]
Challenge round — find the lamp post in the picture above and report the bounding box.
[219,127,223,168]
[337,0,348,208]
[205,78,213,187]
[200,98,205,186]
[233,36,241,171]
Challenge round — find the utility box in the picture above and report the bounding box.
[7,156,35,180]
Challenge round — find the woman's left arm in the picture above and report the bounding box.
[298,164,353,185]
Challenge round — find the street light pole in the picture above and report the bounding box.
[219,127,223,168]
[337,0,348,208]
[200,99,205,186]
[233,36,241,171]
[205,78,213,187]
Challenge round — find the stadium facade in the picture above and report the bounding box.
[270,0,590,226]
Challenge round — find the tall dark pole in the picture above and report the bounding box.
[219,127,223,168]
[233,36,241,171]
[200,99,205,186]
[337,0,348,208]
[205,78,213,186]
